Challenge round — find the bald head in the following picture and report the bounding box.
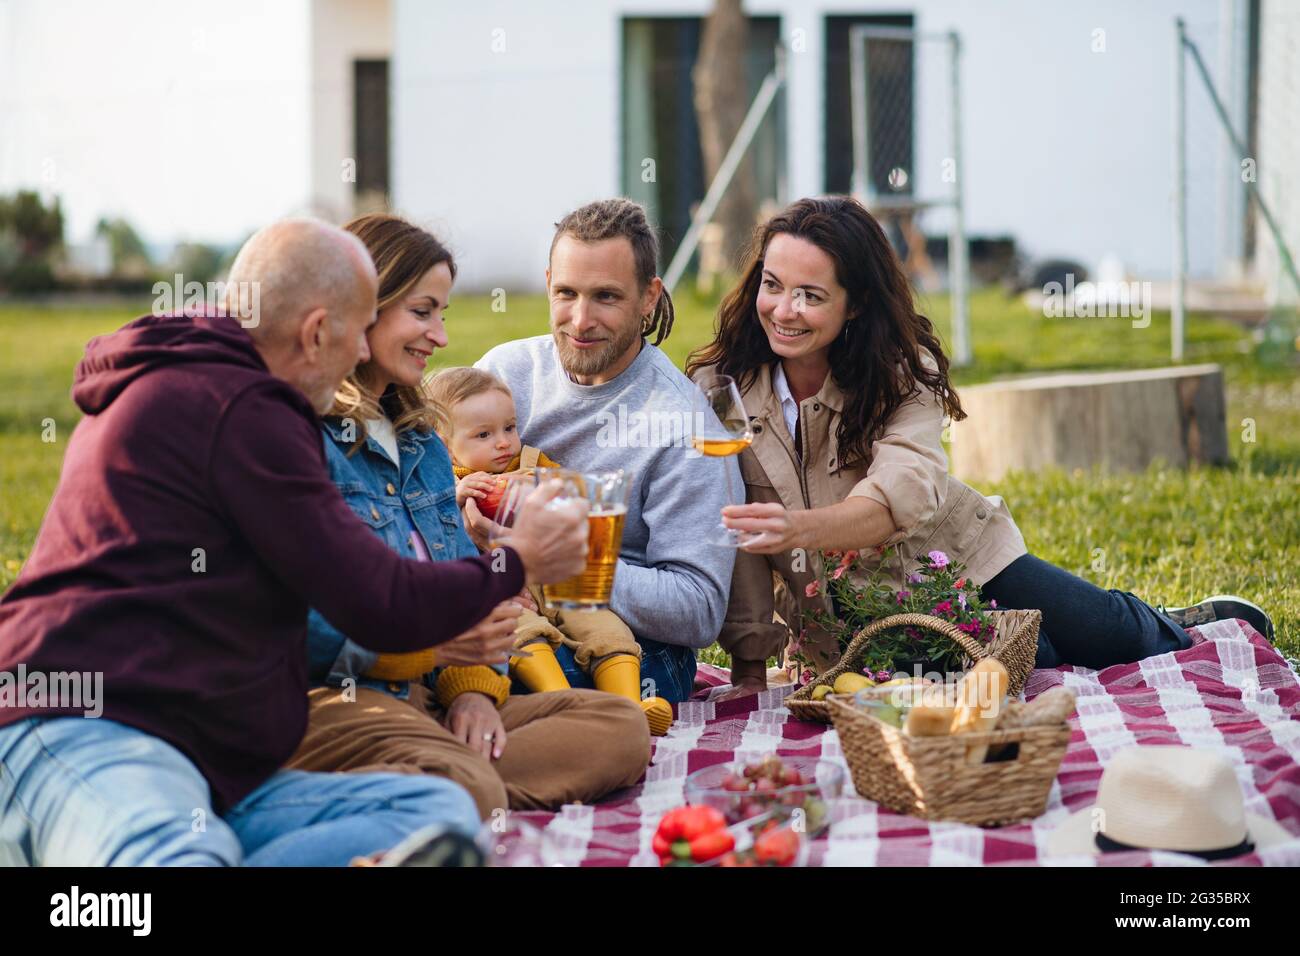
[226,219,379,413]
[226,218,376,343]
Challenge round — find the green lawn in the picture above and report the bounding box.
[1,288,1296,663]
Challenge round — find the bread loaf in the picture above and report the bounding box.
[904,704,956,736]
[1022,687,1076,726]
[949,658,1010,764]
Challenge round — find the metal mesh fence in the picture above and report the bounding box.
[1179,6,1299,364]
[850,26,968,363]
[1180,10,1300,297]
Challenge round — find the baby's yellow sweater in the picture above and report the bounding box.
[451,445,561,480]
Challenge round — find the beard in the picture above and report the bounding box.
[552,318,643,378]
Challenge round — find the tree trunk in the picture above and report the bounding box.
[949,365,1230,482]
[693,0,756,268]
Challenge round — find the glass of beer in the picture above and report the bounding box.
[541,469,631,612]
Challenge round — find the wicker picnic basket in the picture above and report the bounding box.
[828,694,1071,826]
[785,609,1041,724]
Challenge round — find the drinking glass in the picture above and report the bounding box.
[540,469,632,612]
[689,373,755,547]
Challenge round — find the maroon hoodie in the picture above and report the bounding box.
[0,312,524,811]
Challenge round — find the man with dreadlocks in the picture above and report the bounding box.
[474,198,738,706]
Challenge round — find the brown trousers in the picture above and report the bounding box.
[286,684,650,819]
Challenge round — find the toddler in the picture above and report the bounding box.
[428,366,673,736]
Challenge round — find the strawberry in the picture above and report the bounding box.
[754,827,800,866]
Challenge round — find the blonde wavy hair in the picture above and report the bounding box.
[425,367,513,442]
[329,214,456,452]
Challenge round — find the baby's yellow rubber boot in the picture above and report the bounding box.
[592,654,674,737]
[510,641,571,694]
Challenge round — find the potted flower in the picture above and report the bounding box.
[795,547,999,680]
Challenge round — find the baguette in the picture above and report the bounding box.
[949,658,1010,764]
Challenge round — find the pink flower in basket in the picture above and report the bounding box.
[932,600,953,616]
[831,564,848,581]
[990,599,998,608]
[927,550,950,568]
[805,580,821,598]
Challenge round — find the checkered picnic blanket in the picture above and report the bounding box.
[505,619,1300,866]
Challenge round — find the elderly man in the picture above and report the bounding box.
[475,198,739,705]
[0,220,588,866]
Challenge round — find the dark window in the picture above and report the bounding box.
[621,16,784,265]
[824,14,915,195]
[354,59,390,199]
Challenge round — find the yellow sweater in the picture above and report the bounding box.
[451,445,561,481]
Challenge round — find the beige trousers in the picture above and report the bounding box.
[286,683,650,819]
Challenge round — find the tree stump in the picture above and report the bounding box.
[949,364,1229,482]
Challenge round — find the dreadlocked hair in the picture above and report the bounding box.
[549,197,675,346]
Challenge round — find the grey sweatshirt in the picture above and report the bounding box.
[477,335,739,649]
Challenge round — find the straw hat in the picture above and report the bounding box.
[1047,746,1293,859]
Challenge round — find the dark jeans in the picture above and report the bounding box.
[545,637,698,705]
[978,553,1192,670]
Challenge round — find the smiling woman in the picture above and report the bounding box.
[329,214,458,444]
[687,196,1221,700]
[286,212,652,816]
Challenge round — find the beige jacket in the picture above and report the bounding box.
[708,353,1027,670]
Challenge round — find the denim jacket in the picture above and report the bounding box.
[307,416,495,700]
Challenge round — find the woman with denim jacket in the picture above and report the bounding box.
[285,214,650,816]
[685,198,1270,700]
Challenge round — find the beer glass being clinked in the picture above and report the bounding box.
[487,467,631,612]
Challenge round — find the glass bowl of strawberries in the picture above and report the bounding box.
[683,755,843,836]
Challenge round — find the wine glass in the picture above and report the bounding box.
[690,373,755,548]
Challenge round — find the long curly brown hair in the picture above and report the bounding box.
[686,196,964,468]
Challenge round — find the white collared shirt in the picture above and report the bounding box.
[771,362,799,441]
[366,416,400,465]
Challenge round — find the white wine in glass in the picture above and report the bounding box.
[691,373,755,548]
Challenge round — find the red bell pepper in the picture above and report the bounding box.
[655,805,733,865]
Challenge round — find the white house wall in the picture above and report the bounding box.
[393,0,1221,292]
[310,0,392,223]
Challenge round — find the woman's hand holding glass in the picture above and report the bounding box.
[722,501,802,554]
